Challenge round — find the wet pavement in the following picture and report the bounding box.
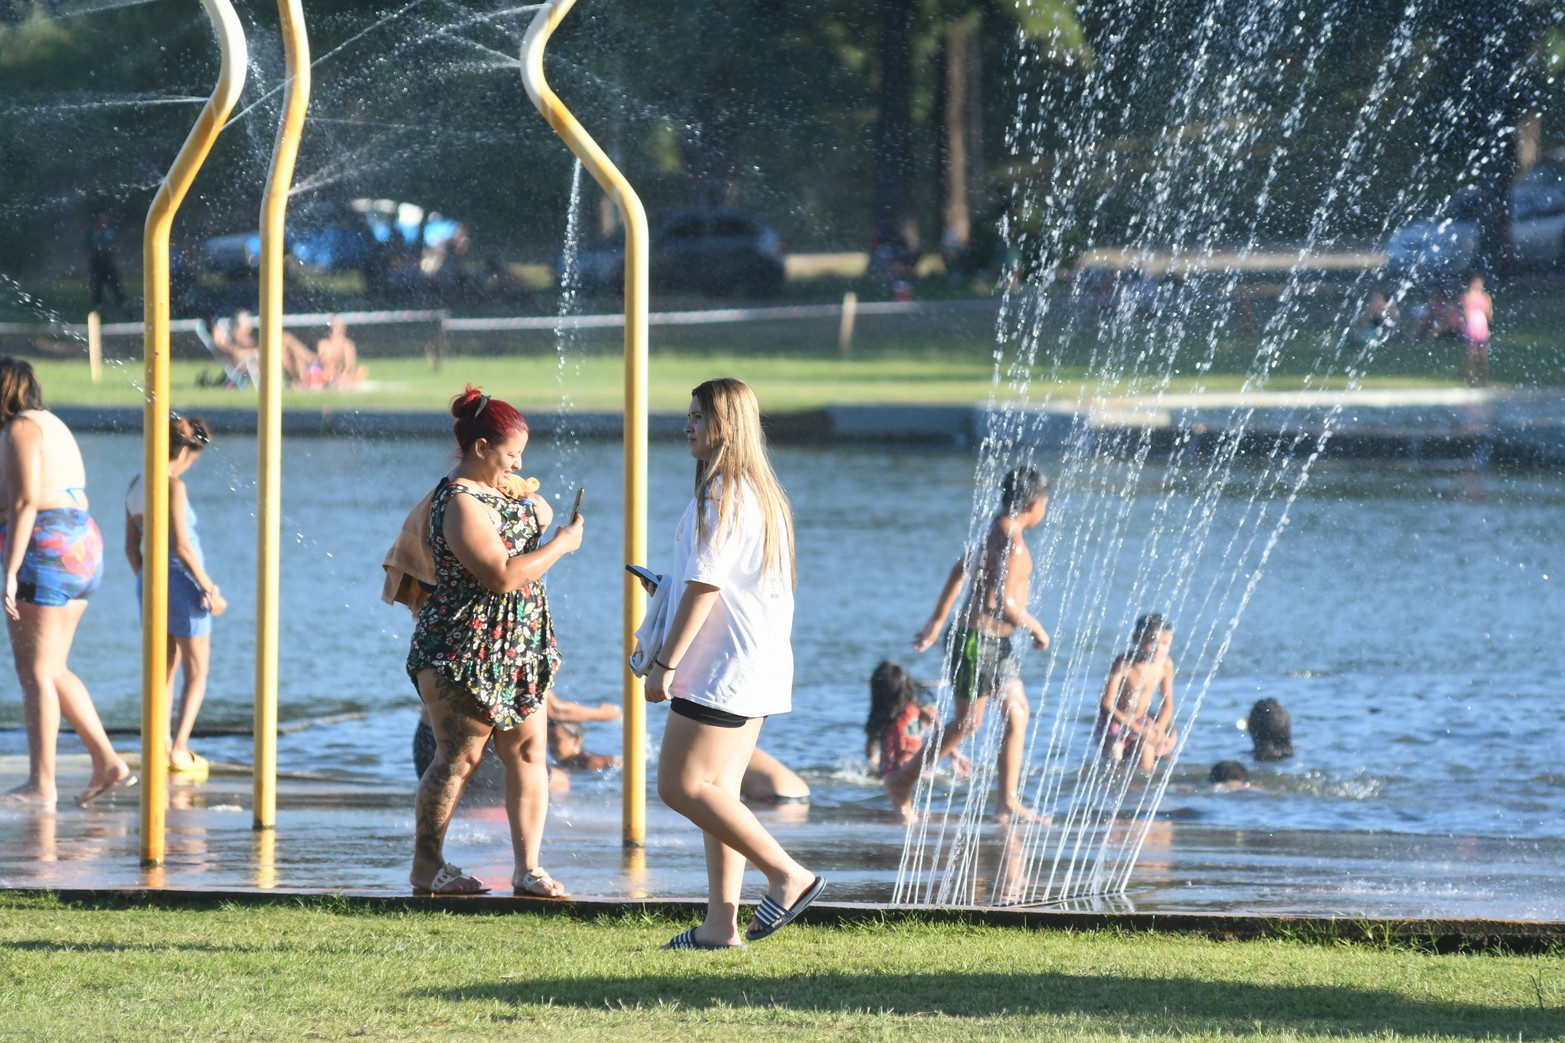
[6,755,1564,928]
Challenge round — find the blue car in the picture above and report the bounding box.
[200,198,465,281]
[1384,171,1565,279]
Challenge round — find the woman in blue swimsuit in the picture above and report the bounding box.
[0,358,134,807]
[126,416,227,779]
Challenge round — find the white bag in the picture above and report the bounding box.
[627,573,673,678]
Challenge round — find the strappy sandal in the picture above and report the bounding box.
[513,867,570,898]
[413,863,490,896]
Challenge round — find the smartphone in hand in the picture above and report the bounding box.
[625,564,660,590]
[571,487,584,522]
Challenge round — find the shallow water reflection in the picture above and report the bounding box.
[0,434,1561,914]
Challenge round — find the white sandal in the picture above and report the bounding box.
[414,862,490,896]
[513,867,570,898]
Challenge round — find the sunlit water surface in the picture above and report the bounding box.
[1,432,1561,915]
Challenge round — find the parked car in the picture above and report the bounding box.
[1384,172,1565,278]
[200,198,465,283]
[558,209,787,297]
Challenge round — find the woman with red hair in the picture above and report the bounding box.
[406,385,584,896]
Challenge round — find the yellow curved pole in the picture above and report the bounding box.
[522,0,650,848]
[140,0,247,867]
[254,0,311,833]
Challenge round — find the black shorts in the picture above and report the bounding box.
[670,697,752,728]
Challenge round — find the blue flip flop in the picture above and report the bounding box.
[745,876,826,941]
[663,927,746,951]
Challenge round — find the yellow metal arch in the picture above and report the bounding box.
[140,0,248,867]
[522,0,651,847]
[254,0,312,833]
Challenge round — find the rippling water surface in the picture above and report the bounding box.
[2,432,1562,908]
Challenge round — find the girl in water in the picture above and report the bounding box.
[125,415,227,779]
[864,659,968,823]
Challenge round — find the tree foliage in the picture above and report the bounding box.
[0,0,1559,282]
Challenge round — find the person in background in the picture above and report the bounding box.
[210,310,261,381]
[405,386,584,897]
[913,466,1052,823]
[84,207,128,316]
[1460,273,1492,388]
[0,357,135,807]
[739,747,810,807]
[647,378,823,949]
[213,311,324,390]
[125,415,227,779]
[411,695,620,794]
[1209,761,1250,790]
[864,658,968,823]
[1247,697,1294,761]
[1093,613,1178,773]
[1351,288,1399,345]
[315,316,367,389]
[547,720,618,772]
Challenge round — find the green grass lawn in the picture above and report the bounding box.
[9,278,1563,415]
[28,353,1020,415]
[0,894,1560,1041]
[15,344,1514,419]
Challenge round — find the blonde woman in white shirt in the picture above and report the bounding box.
[646,378,824,949]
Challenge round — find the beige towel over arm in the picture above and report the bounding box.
[382,484,439,615]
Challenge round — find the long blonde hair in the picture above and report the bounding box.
[691,377,796,588]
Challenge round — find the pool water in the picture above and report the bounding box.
[2,431,1561,916]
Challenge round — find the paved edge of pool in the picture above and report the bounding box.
[48,389,1565,465]
[11,887,1563,952]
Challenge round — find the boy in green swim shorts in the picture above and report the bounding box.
[913,466,1051,823]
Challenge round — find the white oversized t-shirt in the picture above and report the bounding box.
[663,481,794,718]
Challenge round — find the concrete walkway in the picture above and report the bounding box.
[5,754,1565,945]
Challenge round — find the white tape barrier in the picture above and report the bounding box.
[1,299,995,339]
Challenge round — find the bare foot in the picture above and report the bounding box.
[1,783,57,808]
[75,761,137,807]
[993,803,1050,827]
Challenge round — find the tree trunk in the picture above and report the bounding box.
[941,15,982,271]
[873,0,917,254]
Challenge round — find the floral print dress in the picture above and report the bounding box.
[406,479,559,728]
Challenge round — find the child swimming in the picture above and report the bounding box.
[1093,613,1178,772]
[864,659,968,823]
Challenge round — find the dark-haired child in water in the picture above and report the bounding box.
[1246,697,1293,761]
[1093,613,1177,773]
[547,720,619,772]
[864,659,969,823]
